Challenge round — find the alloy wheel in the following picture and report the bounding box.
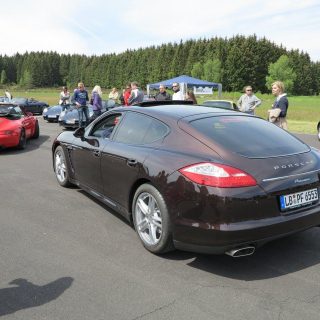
[55,150,67,183]
[135,192,162,246]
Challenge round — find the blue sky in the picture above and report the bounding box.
[1,0,319,61]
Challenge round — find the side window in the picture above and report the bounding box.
[114,112,169,145]
[90,113,122,139]
[142,118,169,144]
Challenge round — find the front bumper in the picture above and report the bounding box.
[59,120,78,129]
[0,133,19,148]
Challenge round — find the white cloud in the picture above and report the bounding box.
[0,0,319,61]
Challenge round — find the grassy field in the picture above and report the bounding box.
[197,92,319,134]
[5,87,319,134]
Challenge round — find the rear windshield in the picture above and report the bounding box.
[189,115,310,158]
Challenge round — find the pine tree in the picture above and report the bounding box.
[0,34,318,94]
[1,70,7,84]
[289,50,314,95]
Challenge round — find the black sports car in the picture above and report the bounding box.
[11,97,49,115]
[52,102,320,256]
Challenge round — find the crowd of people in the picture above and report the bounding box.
[57,80,288,129]
[63,81,145,127]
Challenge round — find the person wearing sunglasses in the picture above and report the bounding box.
[237,86,261,114]
[172,82,184,100]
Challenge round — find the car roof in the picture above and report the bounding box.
[116,102,238,121]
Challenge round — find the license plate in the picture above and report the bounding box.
[280,188,318,211]
[48,115,57,118]
[66,119,75,124]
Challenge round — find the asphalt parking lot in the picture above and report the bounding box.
[1,117,320,320]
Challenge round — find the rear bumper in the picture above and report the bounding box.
[173,204,320,254]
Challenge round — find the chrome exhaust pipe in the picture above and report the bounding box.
[225,246,255,257]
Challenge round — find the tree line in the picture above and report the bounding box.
[0,34,319,95]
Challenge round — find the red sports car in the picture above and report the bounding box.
[0,104,39,149]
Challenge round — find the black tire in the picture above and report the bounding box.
[318,124,320,141]
[132,184,174,254]
[32,121,40,139]
[17,129,26,149]
[54,146,72,187]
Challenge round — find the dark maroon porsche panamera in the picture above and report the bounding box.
[52,103,320,257]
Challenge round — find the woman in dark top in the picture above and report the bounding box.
[269,81,288,130]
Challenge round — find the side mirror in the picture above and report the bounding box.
[73,127,85,140]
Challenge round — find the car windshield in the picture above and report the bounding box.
[189,115,310,158]
[0,105,22,118]
[0,105,12,114]
[202,101,232,109]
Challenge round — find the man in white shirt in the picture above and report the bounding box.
[4,89,12,101]
[172,83,184,100]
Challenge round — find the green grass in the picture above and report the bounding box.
[197,93,320,134]
[5,87,320,134]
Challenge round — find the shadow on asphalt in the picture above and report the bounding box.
[77,189,132,226]
[0,134,50,155]
[0,277,73,316]
[162,228,320,280]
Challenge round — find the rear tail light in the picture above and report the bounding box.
[179,162,257,188]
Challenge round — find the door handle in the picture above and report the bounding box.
[93,150,101,157]
[127,159,137,166]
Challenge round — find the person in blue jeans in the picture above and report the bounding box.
[72,82,89,127]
